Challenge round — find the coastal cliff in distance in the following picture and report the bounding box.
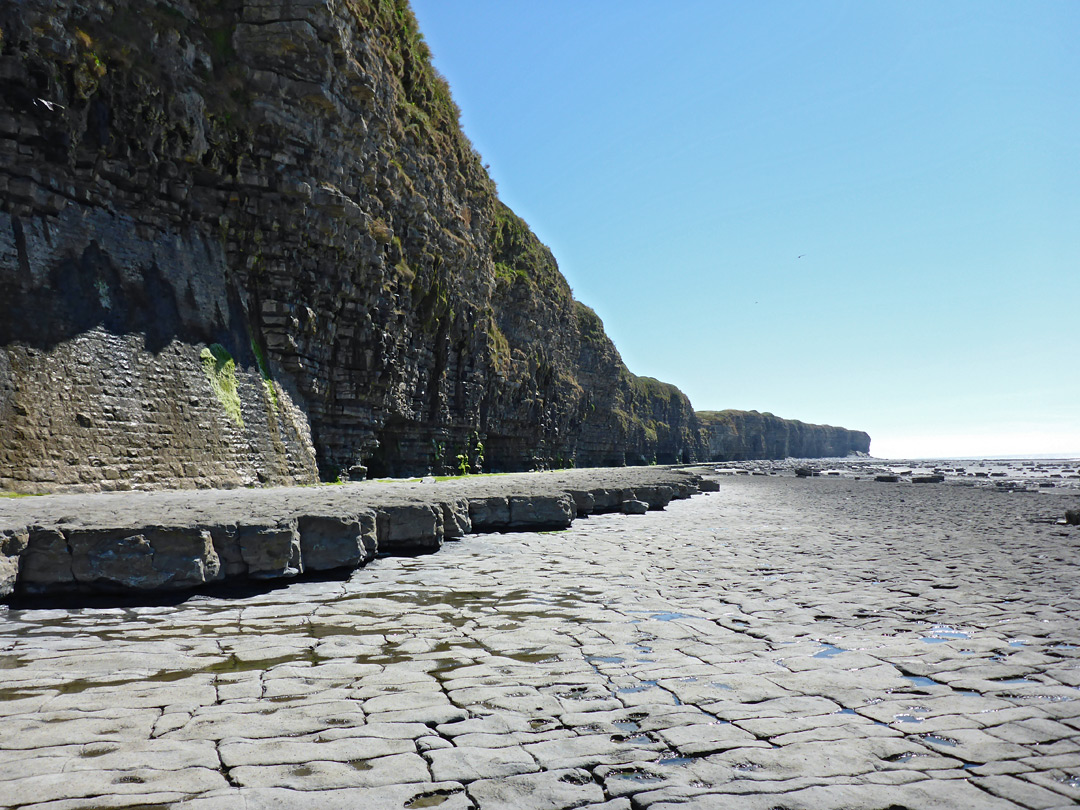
[0,0,707,492]
[698,410,870,461]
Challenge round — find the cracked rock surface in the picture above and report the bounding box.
[2,473,1079,809]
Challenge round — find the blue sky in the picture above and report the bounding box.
[410,1,1079,459]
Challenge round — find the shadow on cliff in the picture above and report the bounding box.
[2,222,253,364]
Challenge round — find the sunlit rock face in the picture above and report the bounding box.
[0,0,706,492]
[698,410,871,461]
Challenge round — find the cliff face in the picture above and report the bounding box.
[697,410,870,461]
[0,0,705,492]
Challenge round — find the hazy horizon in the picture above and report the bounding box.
[410,1,1079,460]
[870,451,1080,462]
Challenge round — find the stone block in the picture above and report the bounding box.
[237,520,301,578]
[18,526,75,591]
[65,526,222,591]
[508,495,574,530]
[376,504,442,554]
[0,526,28,598]
[297,510,376,570]
[566,490,595,517]
[633,485,673,510]
[207,523,244,577]
[589,488,623,513]
[441,499,472,539]
[469,496,511,532]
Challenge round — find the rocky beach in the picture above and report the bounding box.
[2,465,1078,809]
[1,0,1076,807]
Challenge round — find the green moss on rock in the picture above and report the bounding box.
[200,344,244,427]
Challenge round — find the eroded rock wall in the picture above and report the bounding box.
[698,410,870,461]
[0,0,705,491]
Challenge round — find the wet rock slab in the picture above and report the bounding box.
[2,472,1079,809]
[0,467,703,599]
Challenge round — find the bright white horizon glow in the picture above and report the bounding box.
[871,431,1080,460]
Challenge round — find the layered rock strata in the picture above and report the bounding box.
[0,0,705,493]
[698,410,870,461]
[0,466,709,600]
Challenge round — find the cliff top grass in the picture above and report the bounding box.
[698,409,778,423]
[697,410,864,434]
[491,202,571,303]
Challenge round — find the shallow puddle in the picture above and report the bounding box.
[920,733,958,747]
[814,643,845,659]
[609,768,665,783]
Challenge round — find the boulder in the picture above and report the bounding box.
[1066,510,1080,526]
[376,504,443,554]
[508,495,575,530]
[631,485,673,510]
[440,500,472,539]
[566,490,595,517]
[621,500,649,515]
[297,511,376,571]
[20,524,221,593]
[588,488,623,514]
[237,520,302,579]
[467,497,511,532]
[18,527,75,592]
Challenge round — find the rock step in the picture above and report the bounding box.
[0,467,708,600]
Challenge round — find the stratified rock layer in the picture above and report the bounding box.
[0,0,706,493]
[0,466,705,599]
[698,410,870,461]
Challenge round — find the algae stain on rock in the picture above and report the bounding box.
[200,343,243,427]
[250,336,278,409]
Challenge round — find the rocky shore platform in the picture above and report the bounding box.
[0,467,711,602]
[2,469,1079,808]
[711,456,1080,493]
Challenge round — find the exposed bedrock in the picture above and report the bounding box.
[697,410,871,461]
[0,0,706,492]
[0,467,706,600]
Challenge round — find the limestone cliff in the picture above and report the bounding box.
[697,410,870,461]
[0,0,706,492]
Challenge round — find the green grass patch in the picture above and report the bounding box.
[200,343,243,427]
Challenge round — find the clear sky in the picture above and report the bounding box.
[409,1,1079,459]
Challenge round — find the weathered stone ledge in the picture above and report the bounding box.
[0,466,714,601]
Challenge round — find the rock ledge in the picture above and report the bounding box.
[0,467,706,600]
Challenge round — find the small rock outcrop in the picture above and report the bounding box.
[698,410,870,461]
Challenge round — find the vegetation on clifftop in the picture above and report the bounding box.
[491,203,572,302]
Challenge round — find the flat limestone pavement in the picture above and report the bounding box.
[1,472,1079,809]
